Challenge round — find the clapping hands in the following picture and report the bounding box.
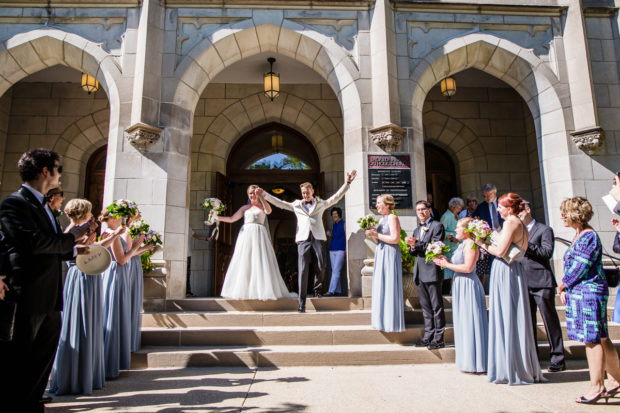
[346,170,357,184]
[405,236,416,248]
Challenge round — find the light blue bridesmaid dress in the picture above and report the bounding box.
[129,253,143,352]
[48,261,105,395]
[451,244,488,373]
[371,216,405,332]
[487,223,542,384]
[102,237,132,379]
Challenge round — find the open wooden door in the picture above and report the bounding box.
[214,172,233,296]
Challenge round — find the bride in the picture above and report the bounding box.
[219,185,295,300]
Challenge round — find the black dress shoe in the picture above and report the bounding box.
[298,306,305,313]
[548,361,566,372]
[313,292,323,298]
[41,395,53,404]
[427,342,445,350]
[415,340,430,347]
[324,292,335,297]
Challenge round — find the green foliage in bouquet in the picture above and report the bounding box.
[106,199,138,218]
[141,250,154,274]
[128,219,150,239]
[399,229,415,273]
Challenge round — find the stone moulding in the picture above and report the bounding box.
[570,126,604,155]
[369,123,406,153]
[125,123,163,152]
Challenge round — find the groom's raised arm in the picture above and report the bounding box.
[323,170,357,208]
[262,190,295,212]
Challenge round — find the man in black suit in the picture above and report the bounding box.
[519,200,566,372]
[406,200,446,349]
[474,183,503,291]
[0,149,89,412]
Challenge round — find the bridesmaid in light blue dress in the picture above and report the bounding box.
[49,199,123,395]
[366,194,405,333]
[101,210,144,379]
[474,193,542,385]
[433,217,487,373]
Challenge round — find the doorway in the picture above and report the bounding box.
[424,143,457,216]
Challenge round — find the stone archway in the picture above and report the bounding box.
[411,33,574,231]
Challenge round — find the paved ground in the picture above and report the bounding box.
[46,362,620,412]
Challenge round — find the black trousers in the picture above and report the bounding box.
[529,287,565,365]
[0,309,61,412]
[297,233,325,308]
[416,279,445,344]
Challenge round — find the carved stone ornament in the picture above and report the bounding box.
[369,124,406,153]
[570,126,605,155]
[125,123,163,152]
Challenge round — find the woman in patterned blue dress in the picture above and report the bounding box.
[49,199,124,395]
[473,193,542,385]
[558,197,620,404]
[100,209,145,379]
[366,194,405,333]
[433,217,487,373]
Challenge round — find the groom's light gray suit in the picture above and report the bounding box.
[264,182,350,308]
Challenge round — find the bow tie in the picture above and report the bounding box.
[304,200,313,205]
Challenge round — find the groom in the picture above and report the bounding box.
[262,170,356,312]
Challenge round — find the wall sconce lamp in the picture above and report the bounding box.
[271,188,285,195]
[440,77,456,98]
[81,73,99,95]
[264,57,280,101]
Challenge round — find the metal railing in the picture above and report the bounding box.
[554,236,620,264]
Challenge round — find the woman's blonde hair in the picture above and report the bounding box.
[560,196,593,227]
[98,209,114,223]
[457,217,474,238]
[64,198,92,221]
[378,194,395,210]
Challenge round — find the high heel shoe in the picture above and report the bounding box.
[607,384,620,398]
[575,388,609,404]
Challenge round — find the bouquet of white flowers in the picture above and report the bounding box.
[465,219,492,249]
[357,215,378,230]
[107,199,139,220]
[144,230,162,246]
[201,197,227,240]
[425,240,450,264]
[128,219,150,239]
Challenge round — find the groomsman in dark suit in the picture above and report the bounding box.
[519,200,566,372]
[474,183,503,291]
[406,200,446,349]
[0,149,90,411]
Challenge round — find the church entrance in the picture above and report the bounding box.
[213,123,323,296]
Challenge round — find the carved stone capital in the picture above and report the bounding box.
[570,126,604,155]
[125,123,163,152]
[370,124,406,153]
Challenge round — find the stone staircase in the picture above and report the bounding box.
[132,293,620,369]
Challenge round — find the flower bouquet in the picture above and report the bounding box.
[465,219,492,249]
[357,215,378,230]
[425,240,450,264]
[107,199,138,223]
[201,197,226,240]
[144,230,162,247]
[399,229,415,273]
[128,219,150,240]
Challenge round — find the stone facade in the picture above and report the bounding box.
[0,0,618,299]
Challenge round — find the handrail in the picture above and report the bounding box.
[554,236,620,262]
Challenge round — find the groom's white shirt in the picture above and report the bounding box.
[264,182,350,242]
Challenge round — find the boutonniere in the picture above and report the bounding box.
[52,209,63,218]
[422,226,429,233]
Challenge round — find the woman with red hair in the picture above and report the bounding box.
[473,193,542,385]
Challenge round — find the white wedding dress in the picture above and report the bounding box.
[220,207,295,300]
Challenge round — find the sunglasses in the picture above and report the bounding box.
[52,165,63,174]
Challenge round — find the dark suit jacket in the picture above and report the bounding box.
[522,221,556,289]
[0,186,75,314]
[474,200,504,229]
[410,219,445,283]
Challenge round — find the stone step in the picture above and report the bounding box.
[131,341,620,369]
[140,323,620,347]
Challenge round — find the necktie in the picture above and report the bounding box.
[490,202,499,230]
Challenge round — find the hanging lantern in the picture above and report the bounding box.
[81,73,99,95]
[440,77,456,98]
[271,134,283,152]
[272,188,285,195]
[264,57,280,101]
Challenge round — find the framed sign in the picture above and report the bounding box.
[368,154,413,209]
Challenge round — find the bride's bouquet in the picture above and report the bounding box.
[465,219,492,249]
[425,240,450,264]
[144,230,162,246]
[128,219,150,239]
[357,215,378,230]
[107,199,138,221]
[201,197,227,240]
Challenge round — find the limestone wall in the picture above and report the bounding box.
[0,82,109,201]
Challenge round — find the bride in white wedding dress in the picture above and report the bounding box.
[219,185,295,300]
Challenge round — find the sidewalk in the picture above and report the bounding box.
[46,362,620,412]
